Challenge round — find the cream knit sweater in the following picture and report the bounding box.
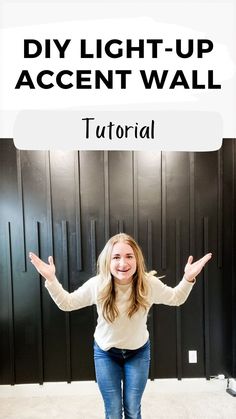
[45,275,194,351]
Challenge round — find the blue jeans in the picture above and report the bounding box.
[94,339,150,419]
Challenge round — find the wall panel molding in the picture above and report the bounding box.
[217,149,223,268]
[90,219,97,275]
[175,218,182,380]
[132,152,138,241]
[104,151,110,242]
[62,220,72,383]
[16,151,26,272]
[46,151,54,257]
[189,152,195,255]
[6,222,15,384]
[203,216,210,379]
[161,152,167,270]
[35,221,44,384]
[74,152,82,271]
[0,140,234,383]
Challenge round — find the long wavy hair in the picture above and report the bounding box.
[97,233,154,323]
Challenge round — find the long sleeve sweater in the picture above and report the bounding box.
[45,274,194,350]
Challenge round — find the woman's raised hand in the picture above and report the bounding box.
[184,253,212,283]
[29,252,56,282]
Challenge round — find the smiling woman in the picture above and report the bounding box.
[110,242,137,284]
[29,232,211,419]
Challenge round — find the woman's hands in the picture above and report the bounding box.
[29,252,56,282]
[184,253,212,283]
[28,251,212,284]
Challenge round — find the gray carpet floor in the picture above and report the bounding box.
[0,379,235,418]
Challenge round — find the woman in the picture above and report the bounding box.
[29,233,212,419]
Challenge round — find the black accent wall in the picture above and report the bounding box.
[0,139,235,384]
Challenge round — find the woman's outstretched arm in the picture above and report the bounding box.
[184,253,212,283]
[29,252,56,282]
[149,252,213,306]
[29,252,97,311]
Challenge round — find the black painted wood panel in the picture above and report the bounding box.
[0,139,235,384]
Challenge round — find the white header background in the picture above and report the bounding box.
[0,1,235,151]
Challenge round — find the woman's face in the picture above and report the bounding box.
[110,241,137,285]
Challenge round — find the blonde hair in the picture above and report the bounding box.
[97,233,154,323]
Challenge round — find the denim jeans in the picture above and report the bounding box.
[94,339,150,419]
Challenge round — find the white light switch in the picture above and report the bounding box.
[188,350,197,363]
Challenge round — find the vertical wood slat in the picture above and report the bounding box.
[36,222,44,384]
[62,220,72,383]
[104,151,110,242]
[117,219,124,234]
[147,219,153,270]
[74,151,82,271]
[161,152,167,269]
[132,152,138,241]
[90,219,99,337]
[6,222,16,385]
[46,152,54,257]
[175,219,182,380]
[217,150,223,268]
[147,220,155,380]
[90,220,97,275]
[189,153,195,255]
[203,216,210,380]
[16,150,26,272]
